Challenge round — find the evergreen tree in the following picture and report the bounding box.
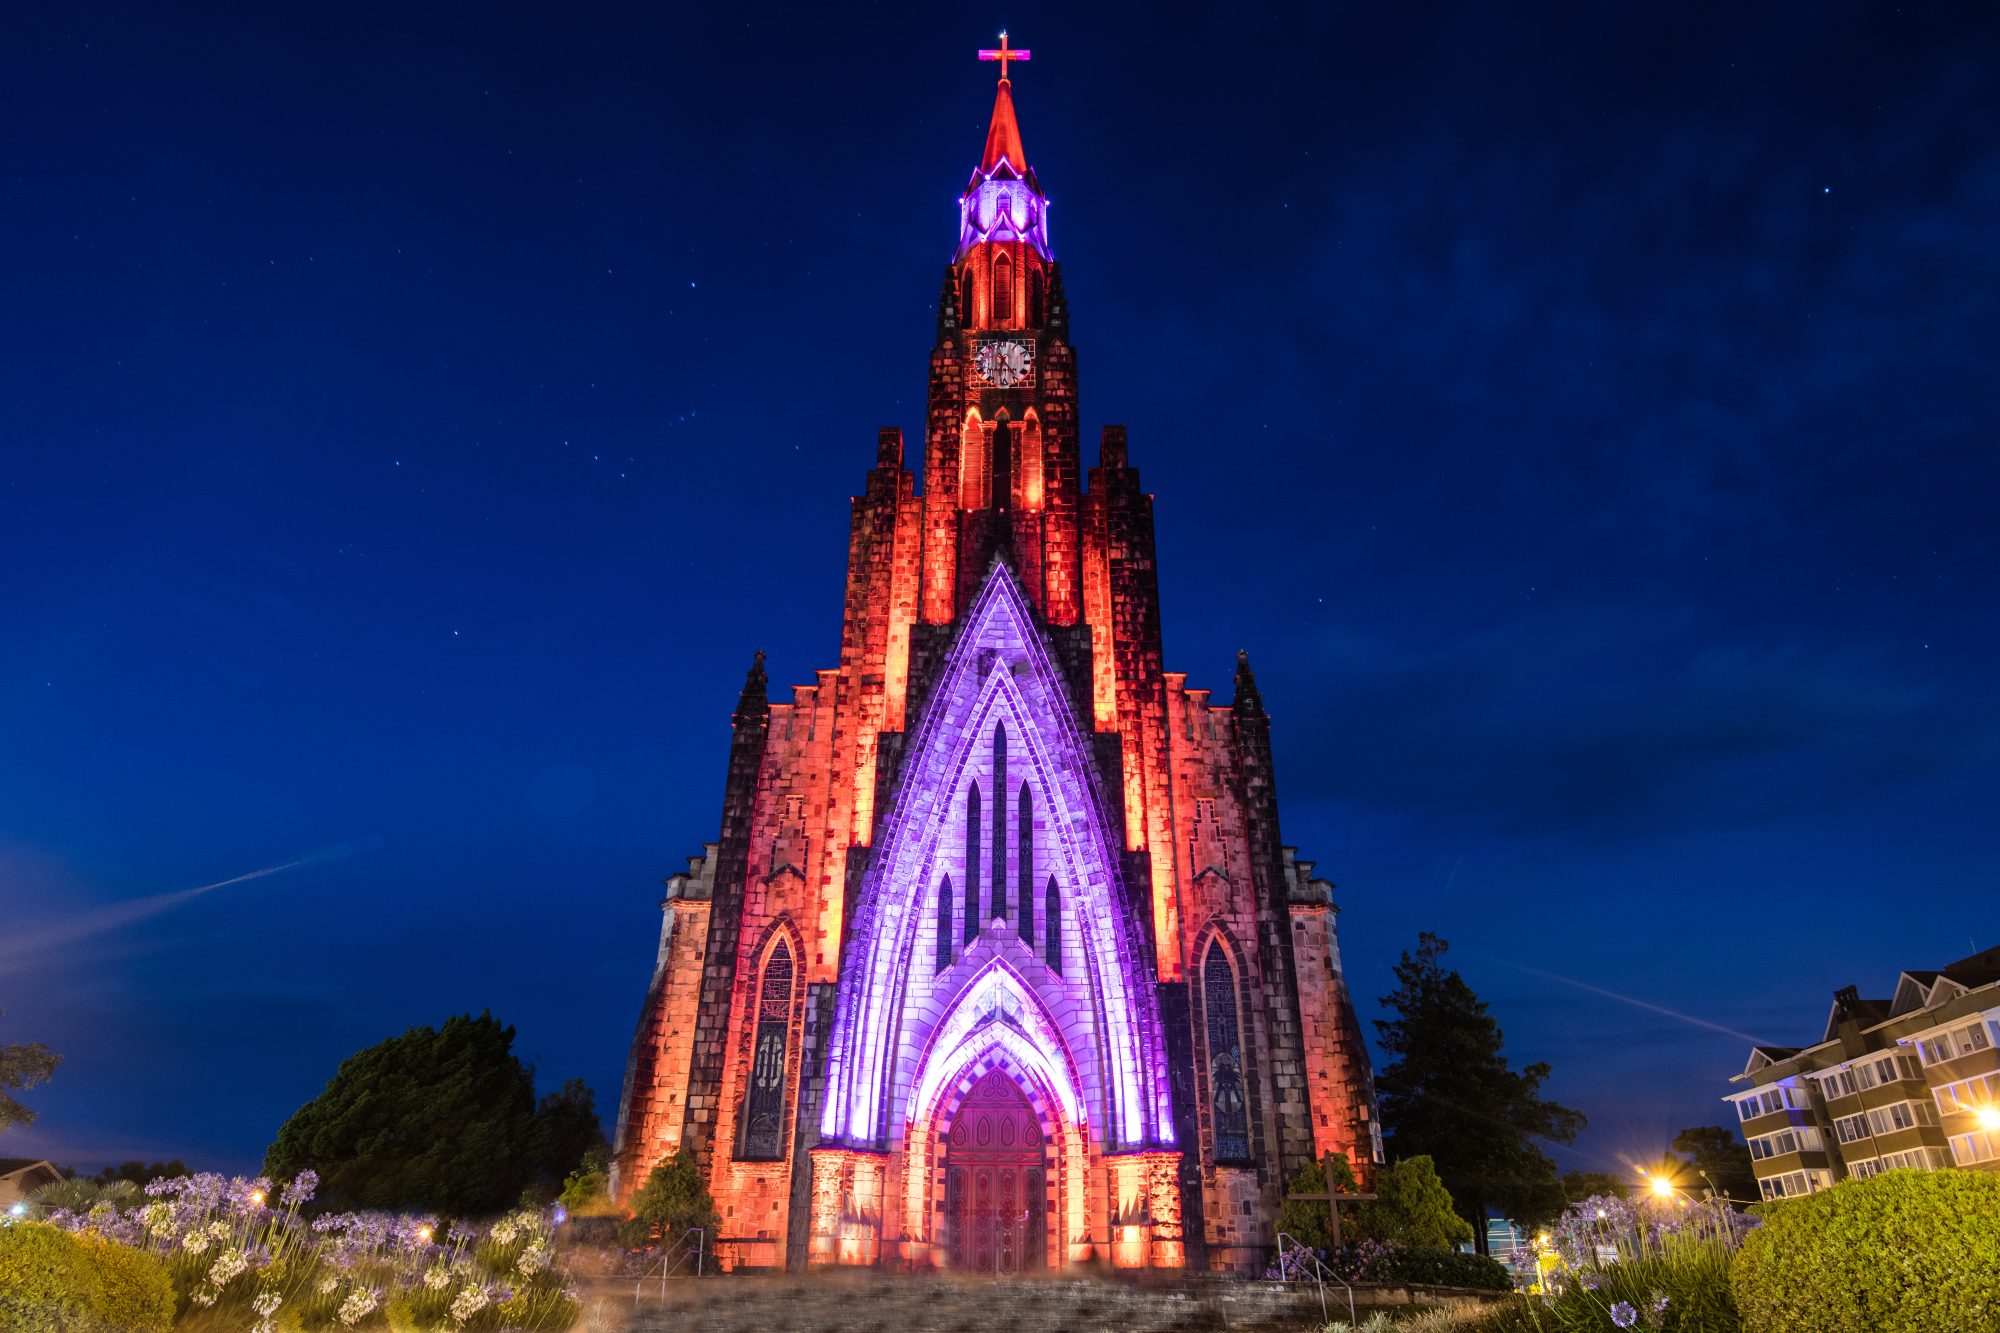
[1275,1152,1357,1251]
[265,1012,598,1215]
[524,1078,609,1201]
[0,1009,60,1134]
[1374,933,1585,1251]
[1670,1125,1758,1206]
[1362,1155,1475,1251]
[623,1148,720,1249]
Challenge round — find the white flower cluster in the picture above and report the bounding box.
[424,1264,453,1291]
[337,1288,379,1327]
[142,1203,173,1235]
[182,1231,211,1255]
[252,1290,283,1333]
[449,1284,490,1323]
[207,1248,248,1286]
[318,1276,340,1295]
[489,1219,520,1246]
[190,1286,219,1308]
[517,1241,550,1276]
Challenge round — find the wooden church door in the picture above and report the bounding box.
[943,1069,1046,1271]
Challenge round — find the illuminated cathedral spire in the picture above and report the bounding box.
[959,32,1050,262]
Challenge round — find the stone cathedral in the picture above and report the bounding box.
[611,43,1380,1274]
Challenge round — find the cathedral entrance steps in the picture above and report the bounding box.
[604,1272,1353,1332]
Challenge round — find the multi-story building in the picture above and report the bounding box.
[1727,945,2000,1201]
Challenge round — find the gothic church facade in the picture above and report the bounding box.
[611,56,1379,1274]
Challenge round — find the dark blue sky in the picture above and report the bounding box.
[4,3,1995,1181]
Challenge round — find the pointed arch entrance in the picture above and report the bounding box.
[942,1070,1047,1272]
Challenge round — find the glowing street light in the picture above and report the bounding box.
[1974,1106,2000,1133]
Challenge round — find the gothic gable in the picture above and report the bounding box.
[819,562,1175,1152]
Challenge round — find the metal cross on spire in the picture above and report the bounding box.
[978,30,1030,82]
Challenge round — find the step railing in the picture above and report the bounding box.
[1273,1232,1356,1326]
[632,1226,705,1302]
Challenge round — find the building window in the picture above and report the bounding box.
[990,724,1008,923]
[1952,1131,2000,1166]
[1203,938,1251,1164]
[964,783,982,943]
[937,876,953,972]
[1017,782,1034,942]
[742,939,794,1160]
[959,268,976,325]
[1045,877,1062,975]
[1028,269,1045,326]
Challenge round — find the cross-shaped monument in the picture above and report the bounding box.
[978,30,1030,81]
[1284,1151,1377,1248]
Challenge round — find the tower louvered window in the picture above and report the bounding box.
[743,939,794,1160]
[1203,939,1250,1164]
[1029,270,1045,326]
[1045,877,1062,975]
[992,253,1013,326]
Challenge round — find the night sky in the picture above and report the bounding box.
[4,3,1996,1185]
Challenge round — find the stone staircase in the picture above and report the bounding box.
[593,1272,1342,1333]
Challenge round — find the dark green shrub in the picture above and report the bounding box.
[0,1222,102,1332]
[0,1222,168,1333]
[71,1233,173,1333]
[1731,1169,2000,1332]
[1384,1246,1512,1291]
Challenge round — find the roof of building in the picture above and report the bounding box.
[980,78,1029,175]
[1732,945,2000,1088]
[0,1159,55,1175]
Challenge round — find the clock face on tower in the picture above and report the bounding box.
[972,338,1036,388]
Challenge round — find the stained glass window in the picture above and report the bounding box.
[743,940,794,1160]
[1204,939,1250,1164]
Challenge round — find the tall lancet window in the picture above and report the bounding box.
[990,724,1008,923]
[959,413,988,510]
[1017,783,1033,941]
[937,876,953,972]
[1044,877,1062,975]
[959,268,976,327]
[992,253,1014,327]
[742,938,794,1160]
[1017,412,1044,510]
[963,783,981,944]
[1203,939,1251,1164]
[1028,270,1045,327]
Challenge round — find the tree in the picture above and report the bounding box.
[265,1012,543,1215]
[1559,1169,1630,1203]
[91,1161,191,1188]
[1360,1156,1475,1251]
[1275,1152,1357,1251]
[1374,933,1586,1252]
[623,1148,719,1249]
[1670,1125,1758,1206]
[525,1078,609,1201]
[0,1010,61,1134]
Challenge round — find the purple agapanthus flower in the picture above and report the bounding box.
[1652,1293,1670,1313]
[1611,1301,1638,1329]
[1579,1270,1606,1291]
[281,1170,319,1207]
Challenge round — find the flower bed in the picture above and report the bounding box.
[32,1170,579,1331]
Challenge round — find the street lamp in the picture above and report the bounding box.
[1974,1106,2000,1133]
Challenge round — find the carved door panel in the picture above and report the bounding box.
[942,1070,1048,1272]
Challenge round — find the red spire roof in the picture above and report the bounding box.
[980,78,1028,175]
